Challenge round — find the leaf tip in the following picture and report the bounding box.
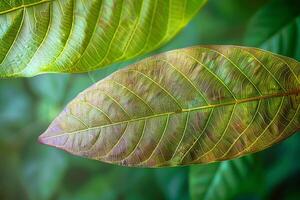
[38,132,55,148]
[37,116,70,147]
[38,134,47,145]
[37,128,63,148]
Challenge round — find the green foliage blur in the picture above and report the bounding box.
[1,0,300,199]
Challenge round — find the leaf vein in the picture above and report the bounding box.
[72,0,104,68]
[182,52,238,100]
[239,96,285,154]
[102,123,129,158]
[110,79,155,114]
[170,111,190,160]
[139,114,170,165]
[118,120,147,163]
[204,47,263,96]
[242,49,287,91]
[159,58,209,105]
[78,100,113,123]
[129,69,183,109]
[0,8,25,65]
[197,104,237,160]
[220,99,262,159]
[180,108,214,163]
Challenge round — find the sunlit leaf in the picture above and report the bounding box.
[0,0,206,78]
[189,156,253,200]
[39,45,300,167]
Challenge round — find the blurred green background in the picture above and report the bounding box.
[1,0,300,199]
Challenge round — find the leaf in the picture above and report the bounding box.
[189,156,253,200]
[244,0,300,60]
[39,45,300,167]
[0,0,206,78]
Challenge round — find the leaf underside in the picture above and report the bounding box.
[39,45,300,167]
[0,0,206,78]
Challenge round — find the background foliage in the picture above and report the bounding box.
[0,0,300,199]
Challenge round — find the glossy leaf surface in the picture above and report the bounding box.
[190,156,253,200]
[39,45,300,167]
[0,0,206,78]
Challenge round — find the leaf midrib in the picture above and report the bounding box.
[42,89,300,139]
[0,0,53,15]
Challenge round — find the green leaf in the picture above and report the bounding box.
[0,0,206,78]
[244,0,300,60]
[39,45,300,167]
[189,156,253,200]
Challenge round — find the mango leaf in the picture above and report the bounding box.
[189,156,253,200]
[0,0,206,78]
[244,0,300,60]
[39,45,300,167]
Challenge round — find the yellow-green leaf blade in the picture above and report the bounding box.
[39,45,300,167]
[0,0,206,78]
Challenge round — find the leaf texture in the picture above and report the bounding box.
[0,0,206,78]
[39,45,300,167]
